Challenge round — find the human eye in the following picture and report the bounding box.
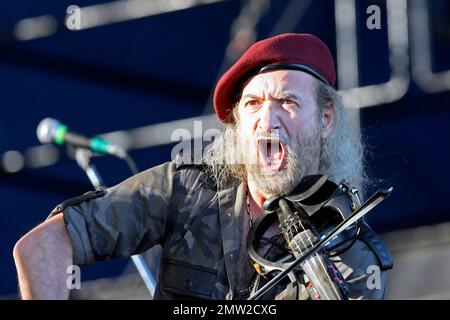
[245,100,259,106]
[244,99,261,111]
[281,99,295,105]
[281,98,298,109]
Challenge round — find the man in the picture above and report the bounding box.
[13,33,392,300]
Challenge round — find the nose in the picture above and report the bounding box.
[258,100,281,132]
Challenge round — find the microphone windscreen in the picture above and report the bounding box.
[36,117,61,144]
[36,118,61,143]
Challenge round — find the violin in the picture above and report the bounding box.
[246,174,393,300]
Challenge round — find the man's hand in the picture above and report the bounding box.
[13,214,73,300]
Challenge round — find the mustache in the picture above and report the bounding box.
[255,130,289,143]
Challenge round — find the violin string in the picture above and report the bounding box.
[298,219,330,289]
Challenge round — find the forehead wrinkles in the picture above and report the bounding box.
[241,72,306,100]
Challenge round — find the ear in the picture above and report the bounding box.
[320,101,335,139]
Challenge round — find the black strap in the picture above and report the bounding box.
[357,222,394,270]
[259,63,329,85]
[47,188,107,220]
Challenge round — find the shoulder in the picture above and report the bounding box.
[170,145,217,188]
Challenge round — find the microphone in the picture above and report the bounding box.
[37,117,127,159]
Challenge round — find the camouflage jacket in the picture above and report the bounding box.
[52,160,393,300]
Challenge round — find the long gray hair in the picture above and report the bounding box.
[315,81,367,194]
[203,80,367,196]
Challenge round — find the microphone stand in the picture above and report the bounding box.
[73,148,157,299]
[74,149,104,188]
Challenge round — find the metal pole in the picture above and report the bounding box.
[73,148,157,298]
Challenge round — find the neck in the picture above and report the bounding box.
[246,178,268,220]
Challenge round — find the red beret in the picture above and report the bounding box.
[213,33,336,123]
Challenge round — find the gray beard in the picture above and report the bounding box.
[242,128,321,196]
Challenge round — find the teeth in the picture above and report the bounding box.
[259,139,281,159]
[257,137,285,169]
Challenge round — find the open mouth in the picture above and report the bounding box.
[257,137,286,171]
